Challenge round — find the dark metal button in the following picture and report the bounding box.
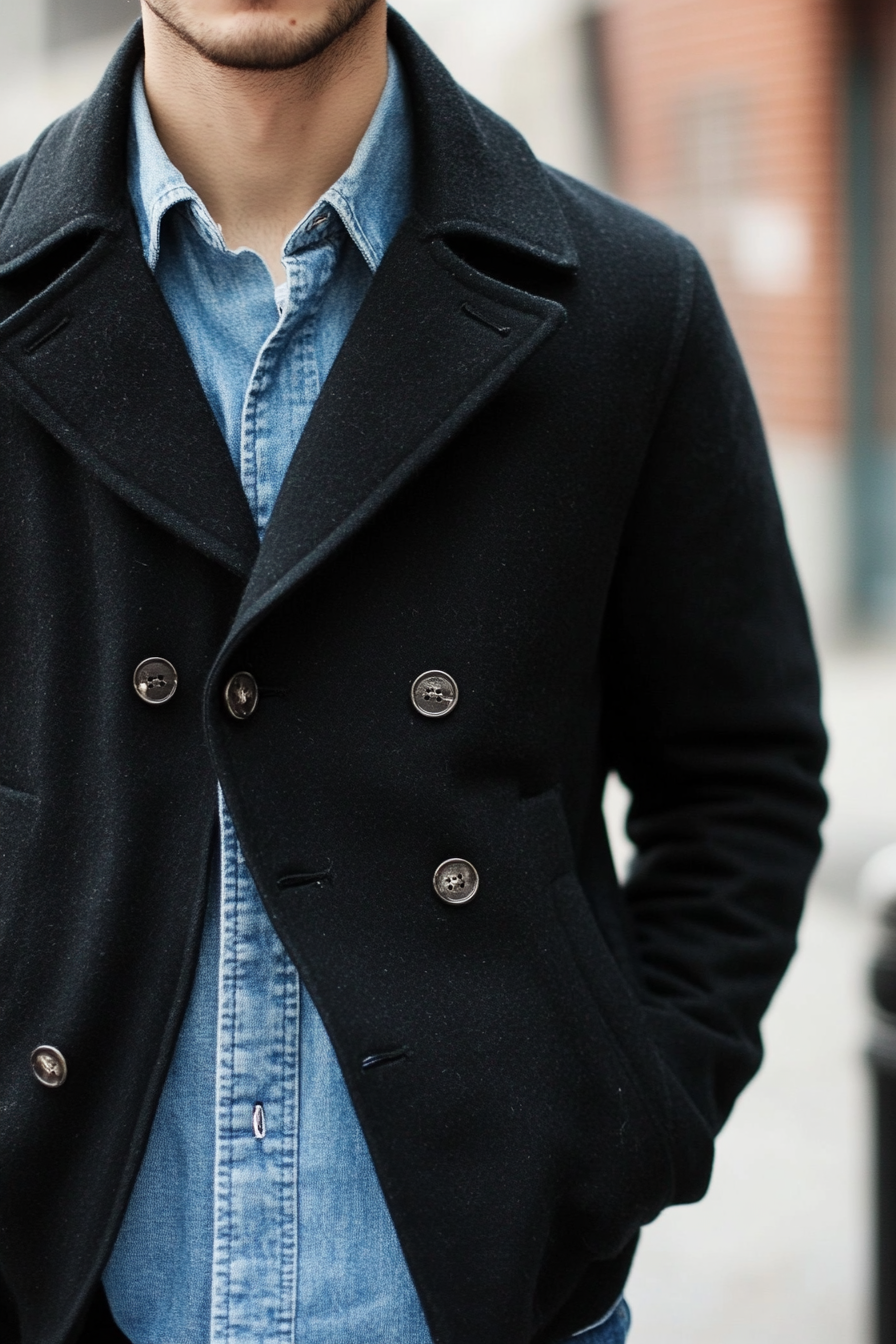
[133,657,178,705]
[411,671,459,718]
[433,858,479,905]
[225,672,259,720]
[31,1045,67,1088]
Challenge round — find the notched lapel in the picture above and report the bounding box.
[223,10,581,637]
[0,219,258,576]
[230,221,568,637]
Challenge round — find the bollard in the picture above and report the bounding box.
[870,897,896,1344]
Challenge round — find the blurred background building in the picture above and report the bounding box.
[1,0,894,1340]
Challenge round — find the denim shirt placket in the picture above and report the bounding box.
[211,803,300,1344]
[210,220,342,1344]
[238,218,341,537]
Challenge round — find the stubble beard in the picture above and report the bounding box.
[142,0,381,72]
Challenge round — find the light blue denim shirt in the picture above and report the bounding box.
[102,52,435,1344]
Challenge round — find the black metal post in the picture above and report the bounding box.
[870,900,896,1343]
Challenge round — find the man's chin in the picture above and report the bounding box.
[143,0,380,73]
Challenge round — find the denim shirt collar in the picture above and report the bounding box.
[128,44,413,275]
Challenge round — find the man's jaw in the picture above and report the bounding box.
[141,0,381,73]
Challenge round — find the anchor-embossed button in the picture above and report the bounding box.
[433,858,479,905]
[31,1045,67,1088]
[225,671,259,720]
[411,671,459,718]
[133,658,178,705]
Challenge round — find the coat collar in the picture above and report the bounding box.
[389,11,577,268]
[0,25,138,276]
[0,12,577,592]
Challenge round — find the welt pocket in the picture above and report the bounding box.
[549,871,670,1138]
[549,872,640,1012]
[515,784,578,883]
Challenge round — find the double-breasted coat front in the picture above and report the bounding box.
[0,16,826,1344]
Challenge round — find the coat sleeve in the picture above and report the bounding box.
[598,242,828,1199]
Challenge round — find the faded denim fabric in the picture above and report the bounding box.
[574,1300,631,1342]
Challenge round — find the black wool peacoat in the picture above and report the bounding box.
[0,14,826,1344]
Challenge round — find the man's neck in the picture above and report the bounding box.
[141,4,389,282]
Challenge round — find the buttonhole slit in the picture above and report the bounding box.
[362,1048,412,1071]
[461,303,511,338]
[277,867,333,890]
[24,316,71,354]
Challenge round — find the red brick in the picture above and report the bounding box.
[602,0,846,441]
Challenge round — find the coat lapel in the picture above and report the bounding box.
[227,10,579,638]
[0,26,258,576]
[231,222,567,636]
[0,221,259,575]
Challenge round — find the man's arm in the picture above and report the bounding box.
[600,245,828,1200]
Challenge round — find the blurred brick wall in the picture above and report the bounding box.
[602,0,845,446]
[872,3,896,444]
